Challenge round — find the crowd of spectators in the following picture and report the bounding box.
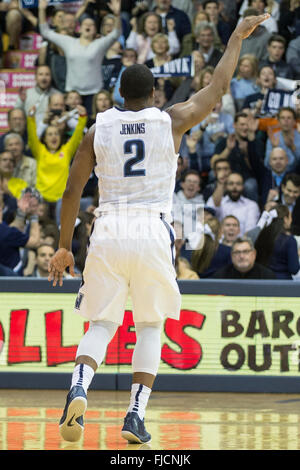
[0,0,300,281]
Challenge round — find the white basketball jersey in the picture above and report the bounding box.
[93,106,178,216]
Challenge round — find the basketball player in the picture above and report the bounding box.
[48,12,270,444]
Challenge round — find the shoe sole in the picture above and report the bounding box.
[121,430,151,444]
[59,396,87,442]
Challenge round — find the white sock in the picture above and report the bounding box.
[71,364,95,395]
[127,383,151,420]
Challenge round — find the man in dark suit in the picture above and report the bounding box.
[213,236,276,279]
[195,22,223,67]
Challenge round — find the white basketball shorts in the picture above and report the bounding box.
[74,213,182,324]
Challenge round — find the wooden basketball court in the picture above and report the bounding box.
[0,389,299,450]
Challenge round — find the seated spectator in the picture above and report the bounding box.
[185,100,234,173]
[211,111,263,201]
[27,105,87,207]
[281,173,300,214]
[152,0,191,44]
[202,0,233,46]
[230,54,260,111]
[0,108,29,155]
[126,11,180,64]
[213,236,276,279]
[4,133,36,189]
[28,243,55,278]
[0,189,40,276]
[242,65,277,114]
[255,204,299,279]
[206,172,261,235]
[172,170,204,237]
[189,216,232,277]
[38,0,121,116]
[203,157,231,202]
[259,34,294,79]
[14,65,60,126]
[249,146,290,206]
[239,8,271,61]
[286,35,300,79]
[88,90,113,128]
[144,32,172,67]
[0,151,28,200]
[264,107,300,172]
[220,215,241,246]
[193,21,223,67]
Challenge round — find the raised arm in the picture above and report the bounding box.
[48,126,96,286]
[167,13,270,153]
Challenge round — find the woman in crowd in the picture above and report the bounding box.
[230,53,260,110]
[38,0,121,116]
[255,204,300,279]
[27,104,87,211]
[126,11,180,64]
[87,90,113,127]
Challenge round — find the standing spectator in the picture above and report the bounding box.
[239,8,271,61]
[4,133,36,189]
[202,0,233,45]
[27,105,87,207]
[126,11,180,63]
[230,54,259,110]
[255,204,300,279]
[220,215,241,246]
[259,34,294,79]
[14,65,60,126]
[152,0,191,43]
[206,172,261,234]
[211,112,262,201]
[0,108,29,155]
[286,35,300,79]
[265,107,300,172]
[0,189,40,276]
[38,0,122,116]
[213,236,276,279]
[194,22,223,67]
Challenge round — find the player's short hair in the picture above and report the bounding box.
[120,64,154,101]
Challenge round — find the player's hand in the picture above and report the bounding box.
[48,248,75,287]
[234,13,270,39]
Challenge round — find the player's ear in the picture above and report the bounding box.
[150,87,155,98]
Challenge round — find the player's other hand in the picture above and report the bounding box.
[48,248,75,287]
[234,13,270,39]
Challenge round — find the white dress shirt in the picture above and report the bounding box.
[206,194,261,235]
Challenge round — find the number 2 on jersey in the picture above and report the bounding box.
[123,139,146,177]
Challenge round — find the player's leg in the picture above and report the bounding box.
[121,321,163,444]
[59,320,118,442]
